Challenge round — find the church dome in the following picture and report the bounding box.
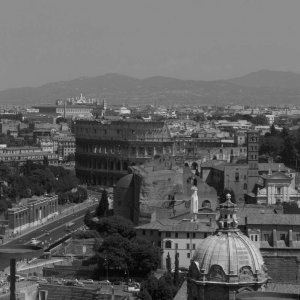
[189,194,268,285]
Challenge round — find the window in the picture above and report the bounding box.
[243,183,247,190]
[150,230,153,236]
[235,172,239,181]
[187,253,190,258]
[142,230,145,235]
[165,241,172,249]
[39,291,48,300]
[192,232,196,239]
[192,244,196,250]
[175,232,178,238]
[166,232,171,238]
[297,234,300,241]
[276,187,282,194]
[175,243,178,250]
[280,234,286,241]
[264,234,270,241]
[250,234,258,242]
[186,244,190,250]
[187,233,190,238]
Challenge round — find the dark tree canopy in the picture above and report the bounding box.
[95,215,136,239]
[166,252,171,274]
[173,252,179,286]
[96,189,109,217]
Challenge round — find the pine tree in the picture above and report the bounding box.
[96,189,109,217]
[173,252,179,286]
[166,252,171,274]
[84,209,94,229]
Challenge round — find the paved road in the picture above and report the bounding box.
[0,202,98,248]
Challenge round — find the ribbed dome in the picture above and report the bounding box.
[191,231,267,283]
[189,194,268,285]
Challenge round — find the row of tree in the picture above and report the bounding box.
[0,160,81,213]
[259,125,300,169]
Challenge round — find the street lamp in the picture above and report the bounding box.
[104,256,108,281]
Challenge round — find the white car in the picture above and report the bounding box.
[30,238,41,246]
[81,279,94,284]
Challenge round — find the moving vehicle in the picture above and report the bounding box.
[30,238,41,246]
[65,222,76,232]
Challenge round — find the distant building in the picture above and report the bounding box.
[52,135,75,161]
[256,170,300,205]
[136,212,217,270]
[8,195,58,234]
[75,120,174,186]
[0,146,59,165]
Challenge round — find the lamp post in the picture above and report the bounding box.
[104,256,108,281]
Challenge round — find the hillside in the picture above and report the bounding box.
[1,70,300,106]
[228,69,300,89]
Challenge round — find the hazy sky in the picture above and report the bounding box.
[1,0,300,90]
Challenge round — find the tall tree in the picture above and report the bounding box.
[173,252,179,286]
[96,189,109,217]
[84,210,94,229]
[166,252,171,274]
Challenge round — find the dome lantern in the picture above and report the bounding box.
[217,193,239,231]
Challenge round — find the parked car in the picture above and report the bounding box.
[99,280,111,286]
[28,276,39,282]
[81,279,94,284]
[52,278,63,285]
[37,278,48,284]
[125,282,140,293]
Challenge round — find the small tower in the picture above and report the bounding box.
[247,131,259,194]
[217,194,239,231]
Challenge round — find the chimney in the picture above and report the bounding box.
[289,229,293,247]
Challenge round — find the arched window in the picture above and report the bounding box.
[165,240,172,249]
[202,200,211,209]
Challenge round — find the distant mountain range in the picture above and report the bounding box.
[2,70,300,106]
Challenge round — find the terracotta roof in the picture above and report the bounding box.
[243,214,300,226]
[136,218,217,232]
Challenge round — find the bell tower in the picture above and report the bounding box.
[247,131,259,194]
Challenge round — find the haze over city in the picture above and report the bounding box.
[1,0,300,90]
